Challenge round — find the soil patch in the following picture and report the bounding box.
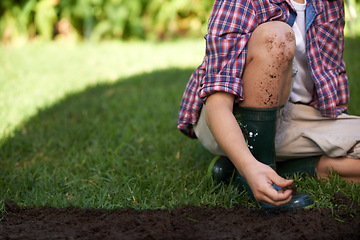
[1,193,360,240]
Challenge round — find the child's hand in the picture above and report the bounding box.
[204,92,294,206]
[243,161,294,206]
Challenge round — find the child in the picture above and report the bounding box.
[178,0,360,208]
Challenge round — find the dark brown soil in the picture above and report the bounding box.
[1,193,360,240]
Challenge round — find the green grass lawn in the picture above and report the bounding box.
[0,36,360,214]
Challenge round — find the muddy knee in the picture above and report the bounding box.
[247,21,296,65]
[241,22,295,108]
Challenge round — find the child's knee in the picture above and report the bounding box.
[248,21,296,65]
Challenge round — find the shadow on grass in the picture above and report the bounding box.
[0,68,212,200]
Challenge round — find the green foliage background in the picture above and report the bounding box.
[1,0,359,44]
[0,0,213,43]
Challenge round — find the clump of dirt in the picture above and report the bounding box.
[282,184,298,195]
[1,194,360,240]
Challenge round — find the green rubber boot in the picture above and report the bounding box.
[276,156,320,178]
[232,106,314,209]
[207,156,236,184]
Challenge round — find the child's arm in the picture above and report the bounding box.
[205,91,294,206]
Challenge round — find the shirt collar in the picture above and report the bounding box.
[305,0,324,31]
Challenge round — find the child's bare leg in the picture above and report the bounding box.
[230,21,316,208]
[240,21,295,108]
[242,22,360,185]
[317,156,360,183]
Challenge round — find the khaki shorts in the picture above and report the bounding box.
[194,102,360,160]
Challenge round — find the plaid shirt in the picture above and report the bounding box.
[178,0,349,138]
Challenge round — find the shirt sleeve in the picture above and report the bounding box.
[307,0,349,117]
[199,0,258,104]
[336,58,349,106]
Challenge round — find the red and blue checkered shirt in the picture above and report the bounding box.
[178,0,349,138]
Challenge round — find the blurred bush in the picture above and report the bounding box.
[0,0,213,44]
[1,0,358,44]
